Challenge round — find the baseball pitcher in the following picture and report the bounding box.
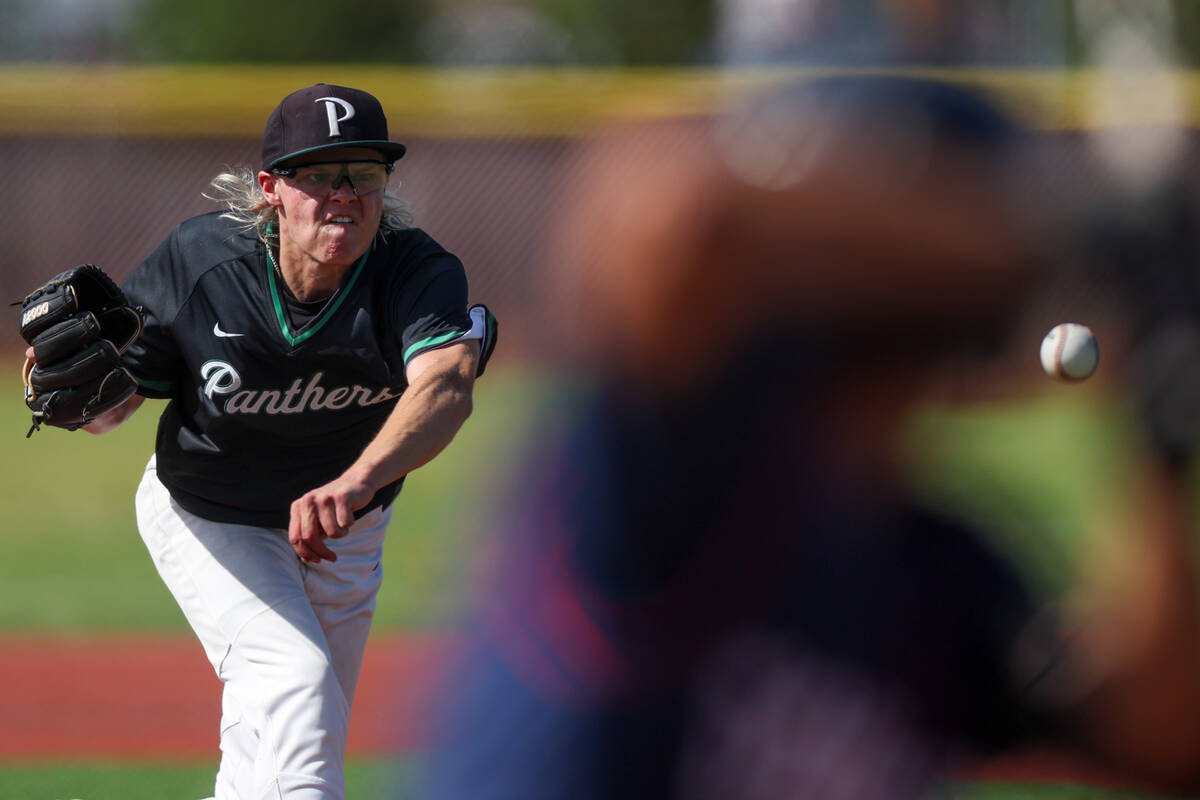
[17,83,497,800]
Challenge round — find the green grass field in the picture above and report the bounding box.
[0,364,1187,798]
[0,362,554,632]
[0,758,413,800]
[0,760,223,800]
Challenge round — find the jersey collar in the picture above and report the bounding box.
[263,226,373,347]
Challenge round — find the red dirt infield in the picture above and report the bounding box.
[0,633,1129,790]
[0,633,451,760]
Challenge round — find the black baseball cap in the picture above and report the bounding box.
[261,83,407,171]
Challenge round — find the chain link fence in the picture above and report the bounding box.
[0,133,583,361]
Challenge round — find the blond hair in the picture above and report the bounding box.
[204,167,414,243]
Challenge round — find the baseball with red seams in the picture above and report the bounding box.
[1040,322,1100,381]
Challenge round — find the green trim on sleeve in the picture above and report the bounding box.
[404,330,469,364]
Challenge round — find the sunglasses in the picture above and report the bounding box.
[273,161,393,195]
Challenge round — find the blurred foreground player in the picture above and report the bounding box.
[416,77,1200,800]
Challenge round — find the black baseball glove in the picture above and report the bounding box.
[17,264,143,436]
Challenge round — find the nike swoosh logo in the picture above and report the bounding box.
[213,323,245,338]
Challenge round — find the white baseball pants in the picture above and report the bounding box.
[135,456,389,800]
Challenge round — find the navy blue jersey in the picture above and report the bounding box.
[122,211,476,528]
[421,346,1069,800]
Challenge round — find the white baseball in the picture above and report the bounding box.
[1040,323,1100,381]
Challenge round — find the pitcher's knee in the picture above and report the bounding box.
[290,643,345,696]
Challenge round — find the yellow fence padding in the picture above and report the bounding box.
[0,64,1197,137]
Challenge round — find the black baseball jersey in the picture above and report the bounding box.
[122,211,476,528]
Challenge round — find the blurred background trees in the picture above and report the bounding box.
[1,0,1198,68]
